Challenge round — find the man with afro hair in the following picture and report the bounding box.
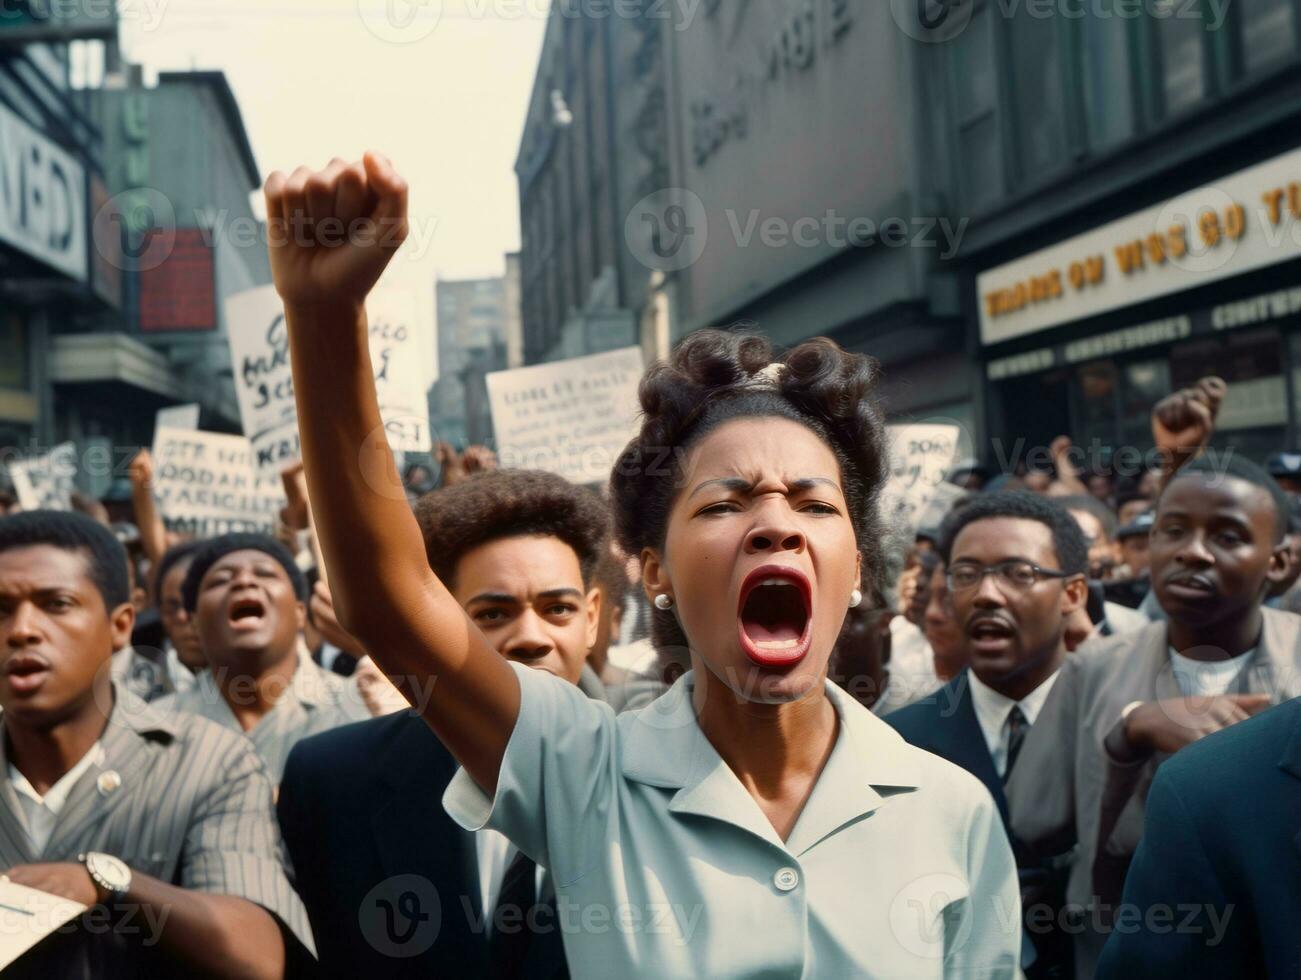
[278,469,612,978]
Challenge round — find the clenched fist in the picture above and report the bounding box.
[263,152,408,310]
[1152,376,1226,470]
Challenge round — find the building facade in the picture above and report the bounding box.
[932,0,1301,467]
[430,268,517,448]
[515,0,670,366]
[1,17,125,495]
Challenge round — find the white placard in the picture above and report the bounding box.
[8,443,77,511]
[487,347,644,485]
[0,878,88,971]
[225,285,434,477]
[151,427,285,537]
[978,144,1301,345]
[155,403,200,434]
[881,424,961,535]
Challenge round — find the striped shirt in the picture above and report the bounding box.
[0,684,314,975]
[157,647,371,783]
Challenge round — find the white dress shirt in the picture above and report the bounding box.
[445,663,1021,978]
[966,669,1061,778]
[474,828,546,934]
[8,742,105,853]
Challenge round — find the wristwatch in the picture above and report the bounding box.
[79,852,132,903]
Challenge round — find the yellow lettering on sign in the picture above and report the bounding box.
[1263,188,1285,225]
[1224,202,1245,240]
[1115,240,1144,275]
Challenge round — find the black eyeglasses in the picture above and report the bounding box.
[946,560,1076,593]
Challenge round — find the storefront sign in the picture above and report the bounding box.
[978,145,1301,346]
[0,101,87,282]
[986,285,1301,380]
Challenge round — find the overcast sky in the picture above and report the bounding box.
[120,0,550,291]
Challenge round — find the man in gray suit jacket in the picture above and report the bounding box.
[0,512,312,978]
[1007,455,1301,977]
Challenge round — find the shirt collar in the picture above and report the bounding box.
[966,667,1060,733]
[8,741,104,812]
[621,670,922,854]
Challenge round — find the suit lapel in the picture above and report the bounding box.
[1237,609,1301,701]
[936,677,1009,823]
[42,711,155,860]
[1276,700,1301,860]
[0,733,36,867]
[370,714,481,922]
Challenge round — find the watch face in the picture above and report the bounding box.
[88,853,131,892]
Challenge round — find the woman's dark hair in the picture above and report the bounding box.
[414,470,611,587]
[609,330,889,652]
[152,540,202,599]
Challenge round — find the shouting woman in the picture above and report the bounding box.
[263,152,1019,978]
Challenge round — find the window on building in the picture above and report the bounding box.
[1120,359,1170,450]
[951,4,1003,211]
[1172,329,1286,459]
[1237,0,1298,75]
[1072,360,1121,449]
[1009,10,1067,177]
[0,314,27,389]
[1154,0,1209,116]
[1078,4,1138,150]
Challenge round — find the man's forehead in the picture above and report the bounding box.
[454,535,585,594]
[953,516,1054,557]
[1161,473,1273,515]
[0,544,95,587]
[207,549,288,578]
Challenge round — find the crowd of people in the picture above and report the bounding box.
[0,152,1297,978]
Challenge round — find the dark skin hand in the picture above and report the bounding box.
[2,863,286,980]
[1123,693,1272,754]
[1152,376,1226,478]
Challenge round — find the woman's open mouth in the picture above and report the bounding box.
[737,565,813,668]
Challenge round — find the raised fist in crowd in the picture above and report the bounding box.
[263,152,409,310]
[1152,376,1227,471]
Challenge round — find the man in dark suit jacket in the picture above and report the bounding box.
[278,470,614,978]
[886,491,1090,978]
[1097,696,1301,978]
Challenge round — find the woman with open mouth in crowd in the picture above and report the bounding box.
[263,152,1020,977]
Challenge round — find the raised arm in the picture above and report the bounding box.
[129,449,168,569]
[263,153,519,790]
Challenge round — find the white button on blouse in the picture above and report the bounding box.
[444,663,1020,979]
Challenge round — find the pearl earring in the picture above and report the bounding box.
[848,588,863,608]
[654,594,674,610]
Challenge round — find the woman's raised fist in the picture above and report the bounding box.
[263,151,408,310]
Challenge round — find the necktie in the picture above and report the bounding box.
[1003,705,1027,781]
[489,849,538,979]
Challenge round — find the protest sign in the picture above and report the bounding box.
[487,347,644,485]
[155,403,200,433]
[151,427,285,537]
[8,443,77,511]
[225,284,433,476]
[881,423,962,535]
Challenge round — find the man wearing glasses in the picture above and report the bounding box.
[1008,455,1301,978]
[886,490,1088,980]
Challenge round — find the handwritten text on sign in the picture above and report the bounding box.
[8,443,77,511]
[882,424,961,535]
[487,347,644,485]
[225,285,433,476]
[151,428,285,537]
